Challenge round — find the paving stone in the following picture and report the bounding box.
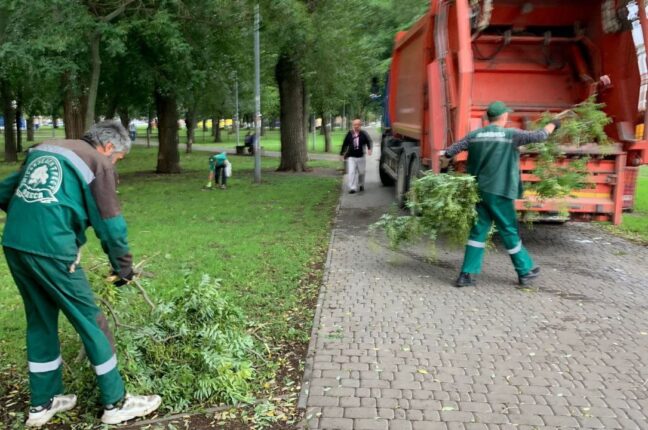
[339,397,360,407]
[321,407,344,418]
[318,417,353,430]
[412,423,448,430]
[309,396,339,407]
[389,420,413,430]
[344,407,378,419]
[507,413,545,426]
[354,418,389,430]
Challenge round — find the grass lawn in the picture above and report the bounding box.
[139,126,350,154]
[613,166,648,241]
[0,146,341,426]
[2,125,351,154]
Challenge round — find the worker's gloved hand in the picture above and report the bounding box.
[440,154,451,169]
[110,269,135,287]
[550,119,561,131]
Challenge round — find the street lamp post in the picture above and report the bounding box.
[235,72,240,148]
[253,2,262,183]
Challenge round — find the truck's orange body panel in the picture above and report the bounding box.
[387,0,648,224]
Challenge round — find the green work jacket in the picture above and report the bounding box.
[445,125,550,200]
[0,140,132,277]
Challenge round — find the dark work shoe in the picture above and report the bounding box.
[349,189,356,194]
[360,186,364,192]
[455,272,476,288]
[518,267,540,286]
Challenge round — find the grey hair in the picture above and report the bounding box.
[83,120,132,154]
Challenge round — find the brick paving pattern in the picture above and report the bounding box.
[300,145,648,429]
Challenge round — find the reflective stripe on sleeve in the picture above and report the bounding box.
[467,240,486,249]
[28,356,62,373]
[94,354,118,376]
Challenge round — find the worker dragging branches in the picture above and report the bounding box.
[442,101,560,288]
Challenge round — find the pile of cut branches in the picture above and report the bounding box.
[372,173,480,250]
[529,96,612,200]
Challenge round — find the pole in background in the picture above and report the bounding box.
[253,2,262,184]
[235,72,240,148]
[312,114,316,151]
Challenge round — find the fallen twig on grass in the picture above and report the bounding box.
[98,297,137,330]
[131,278,156,311]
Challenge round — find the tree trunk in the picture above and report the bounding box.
[261,117,266,136]
[270,117,276,130]
[155,90,181,173]
[214,116,222,143]
[202,119,207,132]
[53,116,59,129]
[119,108,130,129]
[85,32,102,129]
[27,116,35,141]
[320,111,326,135]
[1,81,17,162]
[324,113,332,152]
[276,54,308,171]
[15,97,23,153]
[62,75,86,139]
[185,109,196,154]
[63,95,86,139]
[146,107,152,148]
[105,96,118,119]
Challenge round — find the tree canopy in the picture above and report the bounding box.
[0,0,428,171]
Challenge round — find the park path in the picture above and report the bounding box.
[298,137,648,429]
[133,137,341,162]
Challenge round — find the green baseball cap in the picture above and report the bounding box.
[487,101,513,118]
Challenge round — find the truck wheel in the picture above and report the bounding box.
[395,153,410,208]
[379,153,396,186]
[408,155,421,215]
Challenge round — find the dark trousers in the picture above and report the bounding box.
[215,166,227,185]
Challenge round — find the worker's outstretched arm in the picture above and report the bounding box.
[444,136,471,158]
[512,120,560,147]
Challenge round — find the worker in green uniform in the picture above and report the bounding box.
[443,101,560,288]
[204,152,229,190]
[0,121,161,427]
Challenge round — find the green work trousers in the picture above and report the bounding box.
[4,247,125,407]
[461,192,534,276]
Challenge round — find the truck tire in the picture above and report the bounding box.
[408,155,422,215]
[395,153,410,208]
[379,152,396,186]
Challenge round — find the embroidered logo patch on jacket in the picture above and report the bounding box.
[16,156,63,204]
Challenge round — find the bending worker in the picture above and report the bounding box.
[442,101,560,288]
[0,121,161,426]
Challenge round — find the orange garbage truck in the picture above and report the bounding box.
[379,0,648,224]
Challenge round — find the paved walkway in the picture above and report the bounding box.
[299,144,648,429]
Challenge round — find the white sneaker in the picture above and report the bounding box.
[25,394,77,427]
[101,394,162,425]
